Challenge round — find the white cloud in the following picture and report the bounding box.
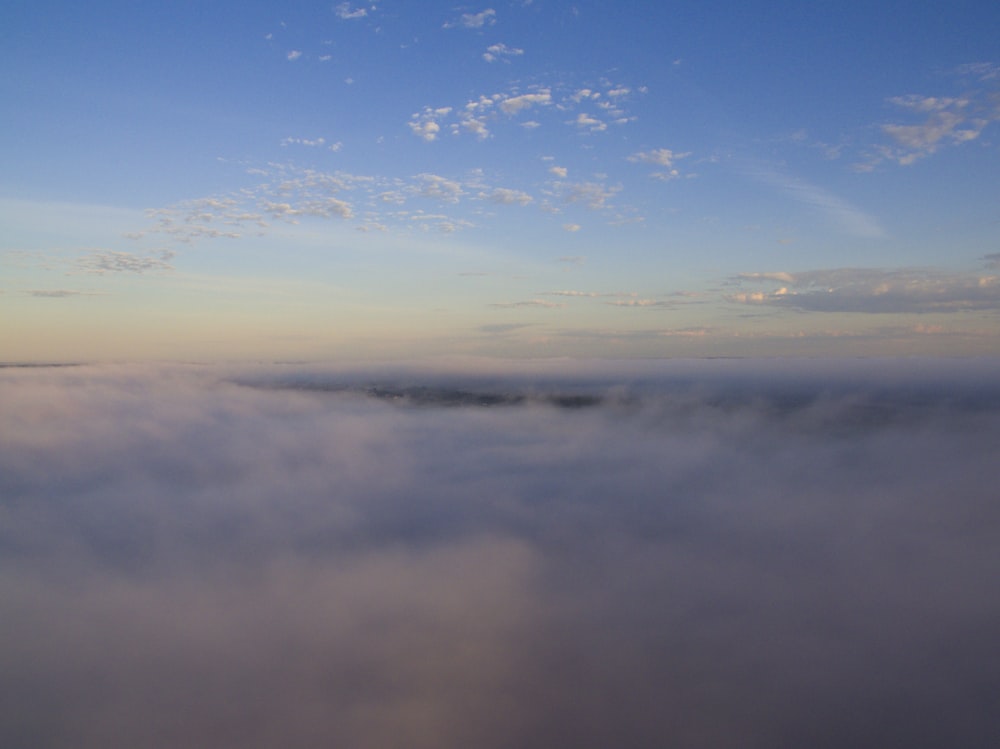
[861,75,1000,167]
[628,148,690,168]
[286,50,302,61]
[483,43,524,63]
[549,166,568,178]
[415,174,463,203]
[500,91,551,115]
[281,137,326,148]
[444,8,497,29]
[560,181,621,210]
[334,2,368,19]
[486,188,532,206]
[409,113,442,141]
[562,223,581,232]
[571,112,607,132]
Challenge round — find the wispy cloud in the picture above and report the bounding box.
[744,164,885,238]
[858,69,1000,168]
[24,288,104,298]
[75,249,174,275]
[489,299,564,309]
[731,267,1000,313]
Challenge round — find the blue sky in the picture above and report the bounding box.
[2,0,999,361]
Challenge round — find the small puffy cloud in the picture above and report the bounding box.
[415,174,463,203]
[486,188,533,206]
[549,166,568,178]
[445,8,497,29]
[500,92,551,115]
[483,43,524,63]
[562,223,581,232]
[334,2,368,19]
[628,148,690,168]
[409,114,442,142]
[286,50,302,61]
[561,181,621,210]
[281,137,326,148]
[571,112,607,132]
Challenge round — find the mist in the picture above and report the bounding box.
[2,360,999,748]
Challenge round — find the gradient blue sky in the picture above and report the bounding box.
[3,0,999,361]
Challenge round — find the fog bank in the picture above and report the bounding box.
[2,361,999,748]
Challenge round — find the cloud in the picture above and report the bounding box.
[561,223,581,232]
[500,92,551,115]
[281,137,326,147]
[570,112,607,132]
[479,323,532,334]
[489,299,564,309]
[861,73,1000,167]
[544,290,600,297]
[23,289,104,298]
[75,249,174,275]
[955,61,1000,81]
[559,181,621,211]
[549,166,568,178]
[409,110,444,141]
[334,2,368,19]
[1,362,999,748]
[415,174,463,203]
[731,267,1000,313]
[409,80,638,143]
[745,165,885,238]
[286,50,302,61]
[483,43,524,63]
[444,8,497,29]
[486,188,532,206]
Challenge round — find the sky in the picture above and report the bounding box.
[2,0,1000,361]
[3,359,1000,747]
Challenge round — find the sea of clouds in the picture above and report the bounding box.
[2,359,999,748]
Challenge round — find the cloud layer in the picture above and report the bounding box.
[2,362,999,748]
